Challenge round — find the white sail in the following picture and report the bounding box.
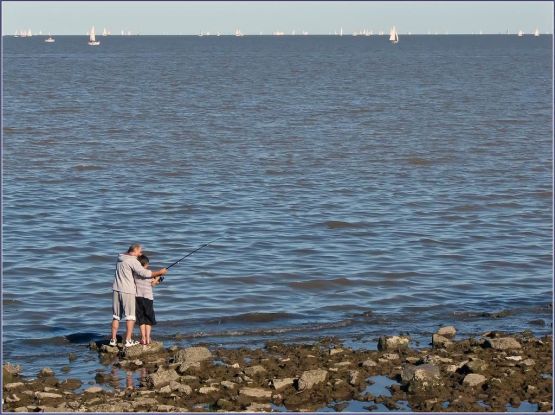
[534,28,540,36]
[90,26,96,42]
[518,30,523,37]
[27,29,32,37]
[389,26,399,43]
[103,28,108,36]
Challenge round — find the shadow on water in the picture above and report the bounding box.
[65,332,104,344]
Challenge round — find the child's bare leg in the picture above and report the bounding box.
[146,325,152,344]
[125,320,135,341]
[139,324,147,343]
[111,319,119,340]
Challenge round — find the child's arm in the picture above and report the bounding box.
[151,276,161,286]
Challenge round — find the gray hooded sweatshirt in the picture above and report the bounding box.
[112,253,152,294]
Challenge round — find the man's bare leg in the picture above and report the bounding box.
[140,324,147,343]
[125,320,135,341]
[111,319,119,340]
[146,325,152,344]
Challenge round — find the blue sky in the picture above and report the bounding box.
[2,1,553,35]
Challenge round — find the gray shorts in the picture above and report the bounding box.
[112,291,136,321]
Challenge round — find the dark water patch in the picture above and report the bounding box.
[289,277,360,291]
[206,312,300,324]
[406,156,433,166]
[73,164,102,172]
[323,220,366,229]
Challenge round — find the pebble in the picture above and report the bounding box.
[463,374,486,387]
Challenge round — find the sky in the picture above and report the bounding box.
[2,1,553,36]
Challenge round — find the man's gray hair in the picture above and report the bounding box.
[127,243,142,253]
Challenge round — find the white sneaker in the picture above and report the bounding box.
[125,339,140,348]
[109,338,117,347]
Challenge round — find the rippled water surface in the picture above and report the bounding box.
[2,35,552,377]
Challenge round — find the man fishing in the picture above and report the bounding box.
[110,243,167,347]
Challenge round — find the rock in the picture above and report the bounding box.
[334,361,352,367]
[239,387,273,399]
[297,369,328,390]
[156,405,176,412]
[168,381,192,395]
[361,359,377,368]
[432,334,453,349]
[520,358,536,367]
[231,363,241,368]
[100,345,119,354]
[244,365,266,376]
[401,364,442,393]
[506,355,523,361]
[483,337,521,350]
[198,386,219,394]
[349,370,361,386]
[329,348,344,355]
[216,399,234,410]
[377,335,410,351]
[84,386,103,394]
[14,407,28,412]
[271,378,295,390]
[446,365,458,373]
[4,382,25,391]
[38,368,55,377]
[123,341,164,358]
[246,403,272,412]
[146,368,179,389]
[35,392,63,399]
[61,366,70,373]
[133,359,143,366]
[463,373,486,387]
[68,353,77,362]
[220,380,236,390]
[174,346,212,365]
[3,363,22,376]
[436,326,457,338]
[59,379,82,390]
[539,402,553,411]
[464,358,488,373]
[178,361,201,373]
[382,353,399,360]
[5,393,20,403]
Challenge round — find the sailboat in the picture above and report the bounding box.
[517,30,524,37]
[27,29,33,37]
[234,28,244,37]
[534,28,540,37]
[389,26,399,44]
[44,33,55,43]
[88,26,100,46]
[14,30,19,37]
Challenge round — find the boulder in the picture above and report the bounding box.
[84,386,103,394]
[38,368,55,377]
[3,363,22,376]
[244,365,267,377]
[432,334,453,349]
[361,359,377,368]
[297,369,328,390]
[4,382,25,391]
[483,337,521,350]
[100,345,119,354]
[349,370,361,386]
[220,380,237,390]
[271,378,295,390]
[436,326,457,338]
[239,387,273,399]
[382,353,399,360]
[329,348,344,356]
[464,358,488,373]
[377,336,410,351]
[246,403,272,412]
[174,346,212,365]
[401,364,442,394]
[35,392,63,399]
[463,373,486,387]
[123,341,164,358]
[146,368,179,389]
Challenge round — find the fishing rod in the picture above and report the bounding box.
[159,237,223,281]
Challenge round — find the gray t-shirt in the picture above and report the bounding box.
[112,253,152,294]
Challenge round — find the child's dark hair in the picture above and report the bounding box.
[137,254,150,267]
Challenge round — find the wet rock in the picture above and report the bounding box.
[528,319,545,326]
[463,373,486,387]
[59,379,82,390]
[377,335,410,351]
[297,369,328,390]
[3,363,22,376]
[216,399,234,410]
[432,334,453,349]
[4,382,25,391]
[239,387,272,399]
[220,380,236,390]
[361,359,377,368]
[349,370,361,386]
[156,405,176,412]
[38,367,55,377]
[244,365,266,376]
[483,337,521,350]
[464,358,488,373]
[381,353,399,360]
[61,366,70,373]
[401,364,442,393]
[5,394,20,403]
[198,386,219,394]
[35,392,63,399]
[68,353,77,362]
[246,402,272,411]
[84,386,103,394]
[271,378,295,390]
[100,344,119,354]
[520,358,536,367]
[539,401,553,411]
[436,326,457,338]
[146,367,179,389]
[160,381,192,395]
[174,346,212,365]
[123,341,164,358]
[178,361,201,373]
[329,348,344,356]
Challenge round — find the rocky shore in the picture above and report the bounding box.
[2,328,552,412]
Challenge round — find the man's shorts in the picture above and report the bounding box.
[112,291,136,321]
[136,297,157,326]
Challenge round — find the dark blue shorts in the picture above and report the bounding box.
[136,297,156,326]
